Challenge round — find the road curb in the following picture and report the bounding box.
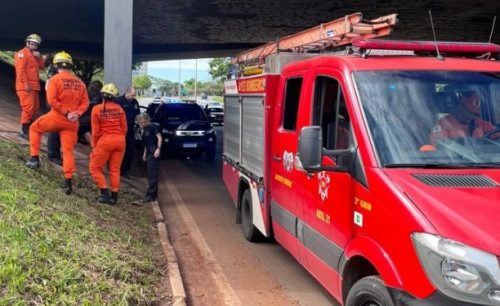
[152,201,187,306]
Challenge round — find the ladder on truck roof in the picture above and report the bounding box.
[234,12,398,65]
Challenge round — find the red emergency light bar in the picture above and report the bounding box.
[352,39,500,55]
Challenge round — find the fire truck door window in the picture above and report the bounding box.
[313,76,351,151]
[283,77,303,131]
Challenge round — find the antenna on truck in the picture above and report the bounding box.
[489,16,497,43]
[428,10,444,60]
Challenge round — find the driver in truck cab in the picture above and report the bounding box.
[430,91,495,144]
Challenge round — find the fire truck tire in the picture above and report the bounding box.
[241,189,263,242]
[345,276,394,306]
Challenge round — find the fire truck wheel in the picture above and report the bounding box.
[241,189,263,242]
[345,276,394,306]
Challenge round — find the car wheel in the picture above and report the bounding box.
[345,276,395,306]
[241,189,263,242]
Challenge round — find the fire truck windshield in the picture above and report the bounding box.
[354,71,500,167]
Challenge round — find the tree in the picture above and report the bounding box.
[42,53,103,86]
[133,75,152,95]
[72,58,103,86]
[157,79,175,96]
[208,57,232,81]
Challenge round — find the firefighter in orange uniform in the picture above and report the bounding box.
[89,83,127,205]
[26,51,89,195]
[14,34,45,139]
[431,91,494,144]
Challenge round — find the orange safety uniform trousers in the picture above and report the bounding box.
[29,111,79,179]
[17,90,40,124]
[89,136,126,192]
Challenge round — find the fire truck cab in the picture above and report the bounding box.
[223,13,500,306]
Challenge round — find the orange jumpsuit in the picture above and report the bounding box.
[431,114,494,144]
[29,70,89,179]
[89,101,127,192]
[14,47,45,124]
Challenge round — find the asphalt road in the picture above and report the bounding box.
[157,125,339,306]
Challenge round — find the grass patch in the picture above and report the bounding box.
[210,96,223,103]
[0,140,164,305]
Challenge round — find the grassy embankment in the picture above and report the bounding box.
[210,96,223,103]
[0,140,164,305]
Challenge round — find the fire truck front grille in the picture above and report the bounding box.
[412,174,499,188]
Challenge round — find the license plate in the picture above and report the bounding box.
[183,143,197,148]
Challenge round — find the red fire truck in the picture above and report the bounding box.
[223,12,500,306]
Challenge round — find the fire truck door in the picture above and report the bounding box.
[295,74,355,281]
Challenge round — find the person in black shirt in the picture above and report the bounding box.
[137,113,162,203]
[115,87,140,178]
[79,80,103,145]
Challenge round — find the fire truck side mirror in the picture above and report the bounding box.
[298,126,322,171]
[298,126,353,173]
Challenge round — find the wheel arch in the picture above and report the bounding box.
[340,235,403,303]
[236,177,250,224]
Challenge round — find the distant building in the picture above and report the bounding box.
[132,62,148,77]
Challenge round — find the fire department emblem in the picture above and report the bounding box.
[318,171,331,201]
[283,150,294,173]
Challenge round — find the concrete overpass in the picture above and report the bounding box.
[1,0,498,91]
[1,0,499,61]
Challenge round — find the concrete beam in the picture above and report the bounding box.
[104,0,133,94]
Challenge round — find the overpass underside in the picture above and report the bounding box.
[0,0,498,61]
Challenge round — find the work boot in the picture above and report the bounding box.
[48,157,63,166]
[26,156,40,169]
[63,179,72,195]
[18,124,29,140]
[109,192,118,205]
[140,195,155,203]
[97,189,112,204]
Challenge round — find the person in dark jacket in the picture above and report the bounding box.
[45,63,62,165]
[115,87,140,178]
[79,80,103,145]
[137,113,162,203]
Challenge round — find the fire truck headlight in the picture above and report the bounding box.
[412,233,500,305]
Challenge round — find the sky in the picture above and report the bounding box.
[147,58,211,82]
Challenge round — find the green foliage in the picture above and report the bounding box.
[205,80,225,96]
[208,57,232,81]
[0,51,15,65]
[0,141,162,305]
[157,79,176,96]
[132,75,152,95]
[72,58,104,87]
[211,96,224,103]
[180,78,225,97]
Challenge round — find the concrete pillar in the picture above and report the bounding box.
[104,0,133,94]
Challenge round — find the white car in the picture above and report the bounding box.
[206,102,222,108]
